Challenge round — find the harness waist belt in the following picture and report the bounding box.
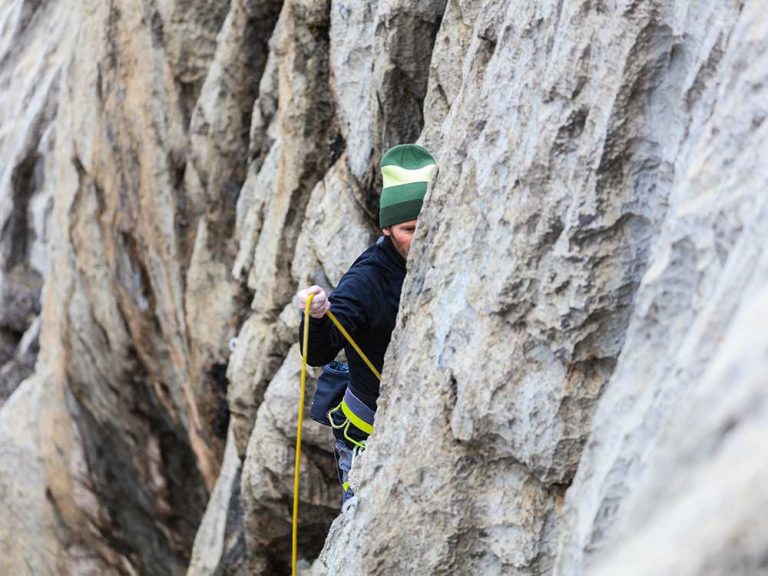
[340,388,375,435]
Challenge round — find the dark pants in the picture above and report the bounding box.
[330,411,369,505]
[332,438,357,505]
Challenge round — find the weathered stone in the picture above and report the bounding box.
[183,0,283,437]
[555,3,768,574]
[327,0,448,208]
[229,0,333,457]
[0,317,40,404]
[321,0,758,573]
[328,1,377,183]
[241,343,338,574]
[0,328,16,366]
[0,0,282,571]
[2,0,767,574]
[421,0,484,152]
[227,304,297,455]
[0,264,42,333]
[246,18,281,171]
[590,288,768,576]
[292,156,375,288]
[371,0,448,150]
[188,427,248,576]
[156,0,232,120]
[0,375,60,576]
[233,141,281,283]
[0,0,64,405]
[243,0,332,318]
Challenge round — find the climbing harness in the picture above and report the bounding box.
[327,388,376,449]
[292,292,382,576]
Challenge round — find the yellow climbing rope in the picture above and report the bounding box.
[292,293,313,576]
[326,310,382,381]
[292,293,382,575]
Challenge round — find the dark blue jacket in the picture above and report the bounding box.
[299,236,406,411]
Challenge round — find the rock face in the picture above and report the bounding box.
[0,0,61,403]
[1,0,766,575]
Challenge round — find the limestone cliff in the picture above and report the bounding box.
[0,0,766,575]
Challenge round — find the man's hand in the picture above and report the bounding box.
[294,285,330,319]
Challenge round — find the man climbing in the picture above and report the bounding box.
[294,143,437,508]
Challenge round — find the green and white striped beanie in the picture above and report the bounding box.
[379,144,436,228]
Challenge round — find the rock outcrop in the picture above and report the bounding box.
[0,0,766,575]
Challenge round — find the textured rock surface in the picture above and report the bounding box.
[188,427,247,576]
[321,0,767,573]
[0,0,65,402]
[0,0,269,572]
[556,3,768,574]
[240,344,337,573]
[1,0,766,574]
[0,374,61,574]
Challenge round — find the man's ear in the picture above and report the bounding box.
[382,227,391,237]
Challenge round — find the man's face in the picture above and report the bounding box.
[383,219,417,259]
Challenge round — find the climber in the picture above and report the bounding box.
[294,143,437,507]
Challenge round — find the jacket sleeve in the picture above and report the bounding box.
[298,273,370,367]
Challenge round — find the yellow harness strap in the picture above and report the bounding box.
[340,399,375,435]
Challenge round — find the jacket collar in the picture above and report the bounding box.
[377,235,406,272]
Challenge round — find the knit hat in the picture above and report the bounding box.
[379,144,436,228]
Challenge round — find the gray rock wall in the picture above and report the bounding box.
[0,0,64,402]
[0,0,765,574]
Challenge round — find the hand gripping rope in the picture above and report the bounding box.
[292,292,381,575]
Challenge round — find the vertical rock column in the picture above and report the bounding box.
[0,0,70,401]
[234,1,336,571]
[0,0,281,572]
[321,0,727,573]
[556,2,768,574]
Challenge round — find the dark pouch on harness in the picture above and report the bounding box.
[310,360,349,426]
